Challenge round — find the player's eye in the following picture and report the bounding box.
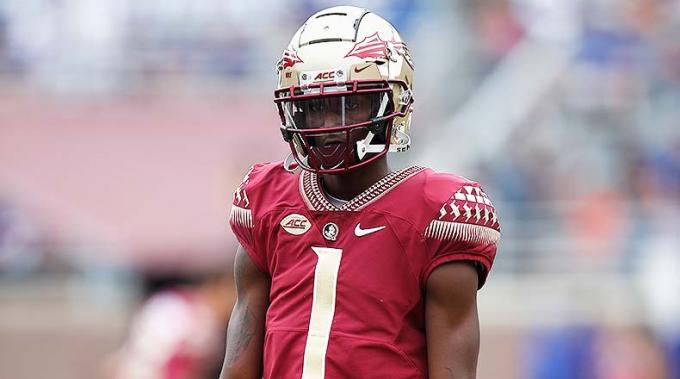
[344,97,359,111]
[309,99,326,113]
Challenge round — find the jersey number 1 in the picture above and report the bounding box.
[301,247,343,379]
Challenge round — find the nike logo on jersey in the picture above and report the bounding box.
[354,223,385,237]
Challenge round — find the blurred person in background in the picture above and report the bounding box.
[109,271,234,379]
[0,198,45,277]
[220,6,500,379]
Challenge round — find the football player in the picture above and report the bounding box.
[220,6,500,379]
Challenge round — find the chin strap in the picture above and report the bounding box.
[356,131,382,160]
[356,93,390,160]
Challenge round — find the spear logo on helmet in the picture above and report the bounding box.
[344,32,414,69]
[277,48,304,71]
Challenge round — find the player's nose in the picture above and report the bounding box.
[322,110,342,128]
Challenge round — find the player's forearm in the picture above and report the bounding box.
[221,246,270,378]
[220,300,265,379]
[426,262,481,379]
[426,329,479,379]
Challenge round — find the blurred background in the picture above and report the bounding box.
[0,0,678,378]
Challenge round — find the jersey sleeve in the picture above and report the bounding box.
[422,181,500,288]
[229,164,269,275]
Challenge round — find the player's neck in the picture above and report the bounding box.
[320,157,390,201]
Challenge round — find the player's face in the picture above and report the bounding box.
[302,94,373,129]
[281,92,387,171]
[289,93,376,147]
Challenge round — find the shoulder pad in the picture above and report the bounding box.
[230,161,290,228]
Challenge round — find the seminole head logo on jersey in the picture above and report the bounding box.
[322,223,339,241]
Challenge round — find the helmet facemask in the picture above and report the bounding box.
[276,80,411,174]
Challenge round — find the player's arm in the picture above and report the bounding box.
[219,245,270,379]
[425,261,480,379]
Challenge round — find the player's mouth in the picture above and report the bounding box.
[320,137,345,147]
[309,139,348,170]
[323,140,344,147]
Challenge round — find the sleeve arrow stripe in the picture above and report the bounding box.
[425,220,500,245]
[229,205,253,228]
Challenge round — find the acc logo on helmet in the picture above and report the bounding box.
[300,69,345,85]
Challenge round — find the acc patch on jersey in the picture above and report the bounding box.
[281,213,312,235]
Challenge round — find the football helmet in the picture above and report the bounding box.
[275,6,414,174]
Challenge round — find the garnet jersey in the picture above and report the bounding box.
[229,162,500,379]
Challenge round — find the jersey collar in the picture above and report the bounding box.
[299,165,425,212]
